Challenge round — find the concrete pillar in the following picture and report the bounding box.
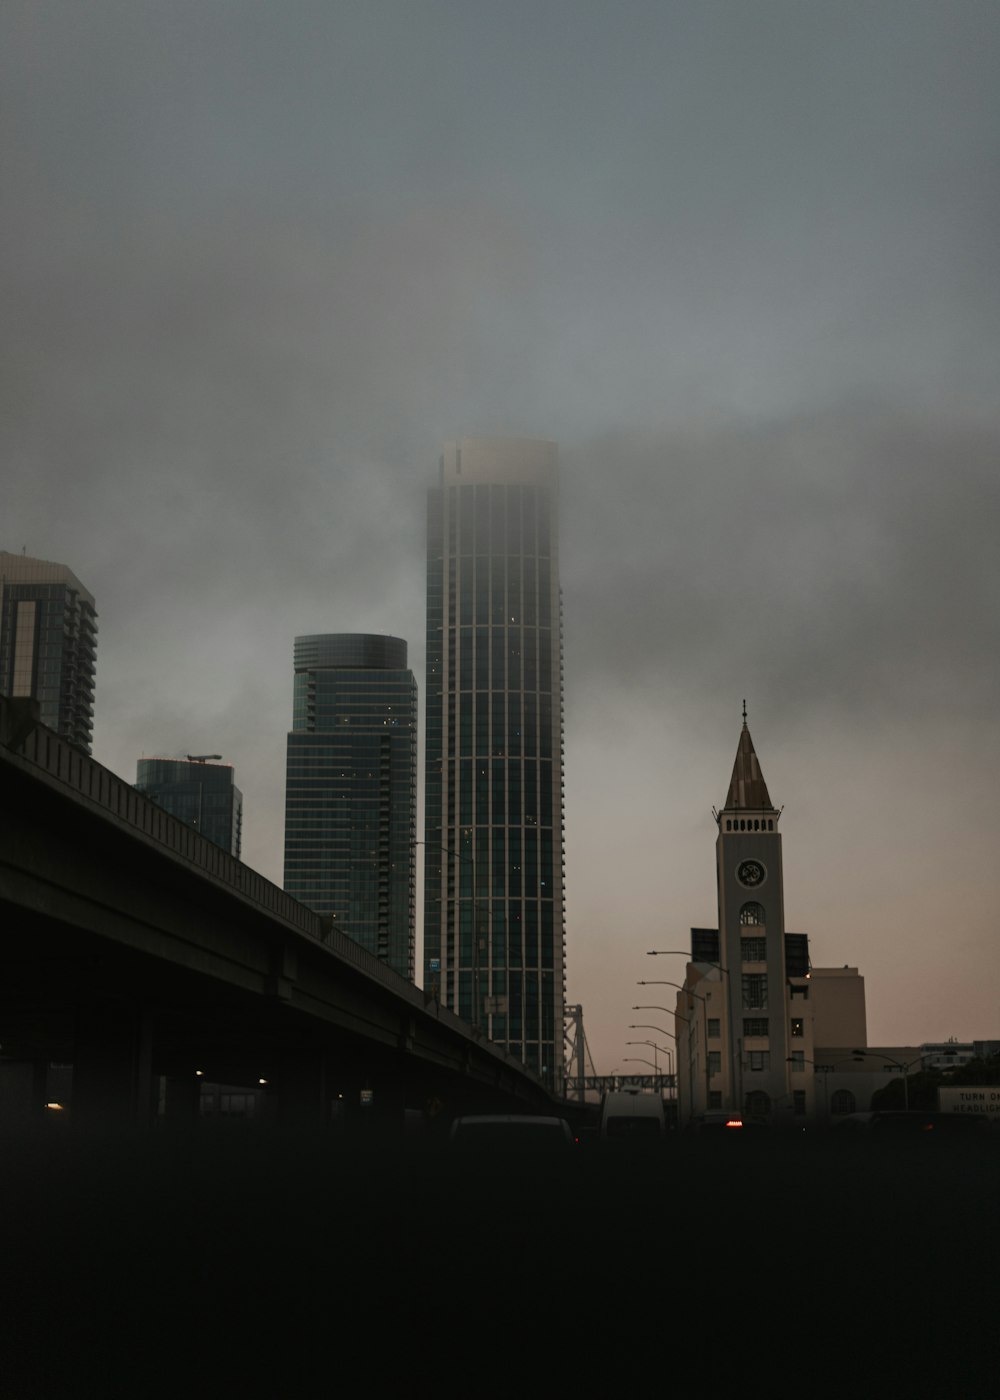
[0,1060,50,1124]
[271,1050,330,1128]
[160,1072,202,1127]
[72,999,153,1128]
[333,1056,407,1144]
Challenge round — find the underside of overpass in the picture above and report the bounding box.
[0,699,559,1130]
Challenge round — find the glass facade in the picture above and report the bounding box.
[284,634,416,981]
[135,757,243,857]
[0,552,98,752]
[424,439,565,1090]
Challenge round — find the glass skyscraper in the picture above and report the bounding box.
[0,551,98,753]
[284,634,417,980]
[424,439,566,1089]
[135,757,243,858]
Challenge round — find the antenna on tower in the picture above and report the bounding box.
[742,698,747,723]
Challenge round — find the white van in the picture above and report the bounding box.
[599,1091,665,1142]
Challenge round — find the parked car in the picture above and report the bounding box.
[448,1114,577,1152]
[834,1110,990,1139]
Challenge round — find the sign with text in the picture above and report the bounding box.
[938,1086,1000,1120]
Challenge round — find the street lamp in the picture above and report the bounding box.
[850,1049,925,1112]
[626,1040,674,1076]
[647,950,730,976]
[637,980,708,1001]
[648,951,737,1110]
[628,1023,673,1038]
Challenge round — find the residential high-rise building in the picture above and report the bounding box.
[0,551,98,753]
[284,634,417,980]
[424,438,565,1089]
[135,756,243,858]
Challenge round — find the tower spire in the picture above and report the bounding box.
[723,721,773,812]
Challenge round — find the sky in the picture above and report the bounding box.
[4,0,999,1075]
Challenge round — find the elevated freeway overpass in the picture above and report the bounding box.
[0,698,558,1130]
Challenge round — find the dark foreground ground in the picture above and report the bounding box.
[2,1126,996,1398]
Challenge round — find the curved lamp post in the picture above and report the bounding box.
[850,1049,925,1112]
[626,1039,674,1076]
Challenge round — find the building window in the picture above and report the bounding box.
[707,1018,720,1039]
[790,1017,804,1038]
[741,936,766,963]
[793,1091,807,1115]
[708,1051,721,1077]
[708,1091,722,1109]
[747,1051,770,1072]
[739,902,765,926]
[789,1052,805,1073]
[742,974,768,1011]
[830,1089,856,1116]
[743,1018,769,1038]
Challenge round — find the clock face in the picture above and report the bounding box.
[737,860,766,888]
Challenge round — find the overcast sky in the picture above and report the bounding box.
[4,1,998,1073]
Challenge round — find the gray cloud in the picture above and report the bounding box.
[3,0,998,1070]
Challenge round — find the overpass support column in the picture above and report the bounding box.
[0,1060,50,1123]
[160,1072,202,1127]
[72,999,153,1129]
[271,1050,330,1128]
[331,1056,407,1143]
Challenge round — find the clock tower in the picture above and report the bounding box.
[678,715,813,1122]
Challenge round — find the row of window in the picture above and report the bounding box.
[705,1016,806,1040]
[706,1091,812,1116]
[446,482,553,560]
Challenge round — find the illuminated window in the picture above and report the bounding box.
[739,902,765,926]
[790,1018,804,1038]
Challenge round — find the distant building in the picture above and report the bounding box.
[0,551,97,752]
[810,967,867,1047]
[674,720,970,1125]
[135,756,243,858]
[424,438,566,1090]
[284,634,416,980]
[674,720,816,1124]
[920,1041,979,1072]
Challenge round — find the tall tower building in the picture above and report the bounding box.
[676,719,812,1123]
[0,551,98,753]
[135,756,243,858]
[424,438,566,1089]
[284,634,417,980]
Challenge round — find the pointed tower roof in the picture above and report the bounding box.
[724,722,774,812]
